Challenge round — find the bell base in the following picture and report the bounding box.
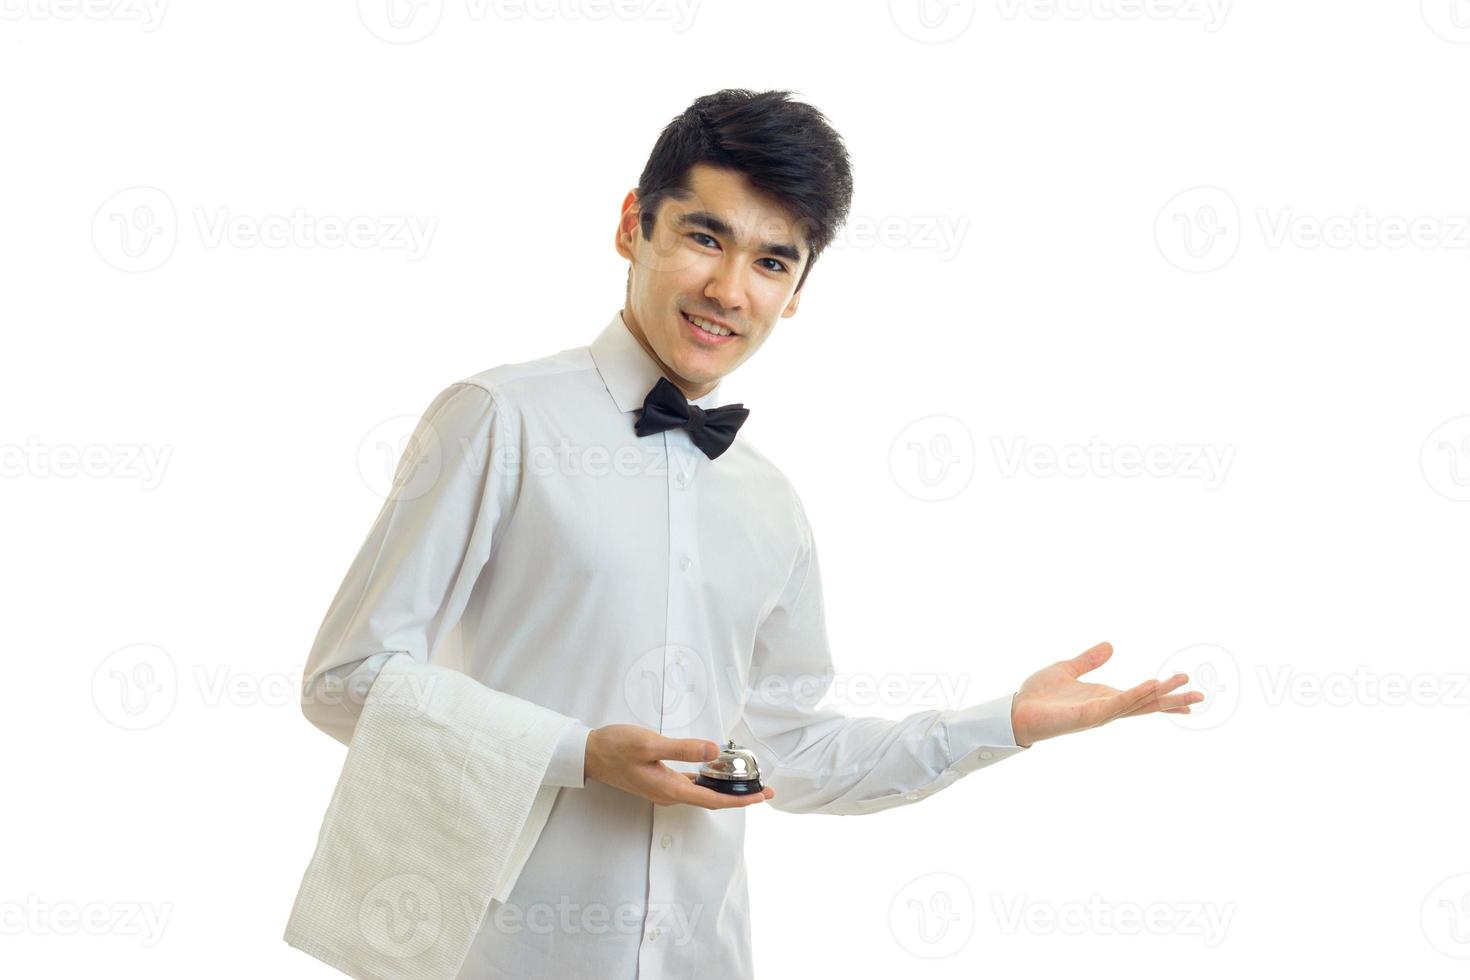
[695,774,763,795]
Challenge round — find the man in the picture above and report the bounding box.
[299,88,1201,979]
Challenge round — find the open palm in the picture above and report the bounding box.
[1009,641,1202,747]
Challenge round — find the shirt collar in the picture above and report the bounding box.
[589,309,726,414]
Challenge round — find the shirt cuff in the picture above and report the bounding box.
[543,720,591,788]
[941,691,1032,776]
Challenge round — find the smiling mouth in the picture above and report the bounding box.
[681,310,739,338]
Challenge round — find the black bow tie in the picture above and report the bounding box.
[633,376,750,460]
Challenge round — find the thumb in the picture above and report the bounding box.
[1069,640,1112,675]
[655,737,720,764]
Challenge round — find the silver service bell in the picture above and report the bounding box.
[694,739,763,795]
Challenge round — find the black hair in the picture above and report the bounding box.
[634,89,853,296]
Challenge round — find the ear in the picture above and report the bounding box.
[782,288,802,318]
[614,189,639,261]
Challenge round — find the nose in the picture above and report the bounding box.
[703,256,748,313]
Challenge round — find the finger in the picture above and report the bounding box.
[1156,690,1204,712]
[1154,673,1190,696]
[679,770,777,802]
[1065,641,1113,678]
[1121,694,1198,718]
[1115,677,1158,712]
[667,772,773,808]
[680,770,777,798]
[653,736,721,764]
[1118,678,1199,717]
[1090,678,1158,725]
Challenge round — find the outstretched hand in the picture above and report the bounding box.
[1009,641,1203,748]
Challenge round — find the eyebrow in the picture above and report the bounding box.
[674,210,805,266]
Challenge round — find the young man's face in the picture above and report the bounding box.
[615,162,808,401]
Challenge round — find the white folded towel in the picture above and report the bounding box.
[283,652,577,980]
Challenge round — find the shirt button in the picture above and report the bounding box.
[675,472,688,487]
[647,928,661,941]
[906,793,920,801]
[980,751,993,760]
[678,555,691,571]
[661,834,673,848]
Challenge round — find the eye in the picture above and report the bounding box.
[689,232,788,274]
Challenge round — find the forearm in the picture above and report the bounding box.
[737,691,1030,816]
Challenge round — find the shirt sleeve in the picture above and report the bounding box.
[731,492,1031,816]
[299,381,591,789]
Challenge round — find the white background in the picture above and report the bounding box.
[4,1,1469,976]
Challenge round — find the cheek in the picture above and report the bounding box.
[635,242,691,282]
[660,239,711,279]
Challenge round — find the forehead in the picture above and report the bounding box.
[662,163,808,255]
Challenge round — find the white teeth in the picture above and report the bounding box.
[687,314,732,337]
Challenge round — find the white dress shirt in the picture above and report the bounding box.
[300,310,1031,979]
